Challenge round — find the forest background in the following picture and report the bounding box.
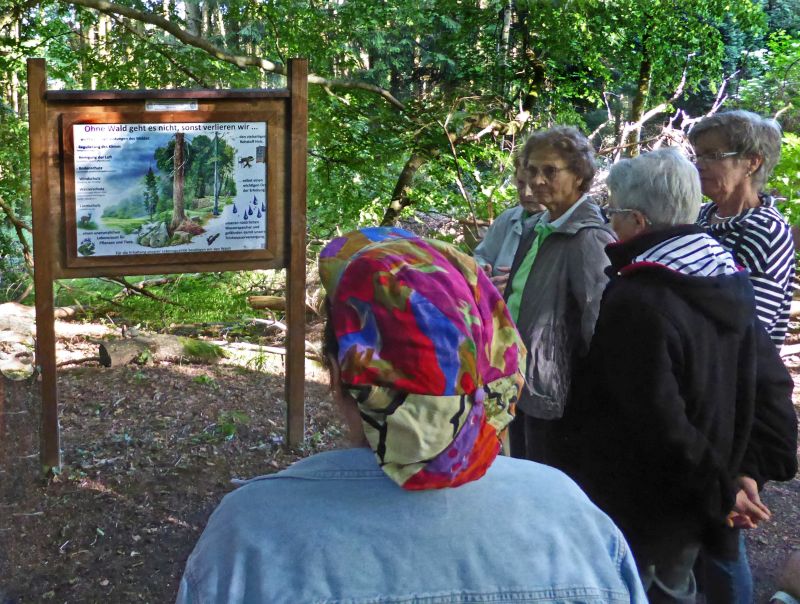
[2,0,800,299]
[2,2,800,601]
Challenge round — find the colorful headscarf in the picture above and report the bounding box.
[319,227,525,490]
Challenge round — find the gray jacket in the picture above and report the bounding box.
[506,200,615,419]
[473,206,539,276]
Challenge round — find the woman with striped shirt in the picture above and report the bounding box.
[689,110,796,603]
[692,110,794,346]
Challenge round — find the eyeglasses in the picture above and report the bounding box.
[524,164,570,181]
[690,151,740,163]
[604,207,652,226]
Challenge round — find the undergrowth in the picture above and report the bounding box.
[52,271,285,329]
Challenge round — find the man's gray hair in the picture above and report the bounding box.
[607,149,701,227]
[688,110,782,190]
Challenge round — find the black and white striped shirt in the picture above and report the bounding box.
[697,199,795,345]
[631,232,739,277]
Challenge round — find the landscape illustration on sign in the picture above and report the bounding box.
[73,121,267,257]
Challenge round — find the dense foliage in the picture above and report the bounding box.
[1,0,800,301]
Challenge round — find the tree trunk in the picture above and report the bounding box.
[247,295,286,311]
[497,0,512,93]
[98,335,225,367]
[380,151,431,225]
[214,3,226,40]
[10,20,20,115]
[390,65,402,99]
[185,0,201,36]
[624,47,652,157]
[86,21,98,89]
[171,132,187,231]
[98,338,151,367]
[514,6,545,113]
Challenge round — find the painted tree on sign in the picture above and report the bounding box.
[143,166,159,219]
[171,132,187,231]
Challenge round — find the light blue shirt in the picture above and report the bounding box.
[473,196,590,277]
[473,206,538,276]
[177,448,646,604]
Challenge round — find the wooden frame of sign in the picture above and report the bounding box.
[27,58,308,472]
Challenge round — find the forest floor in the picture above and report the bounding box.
[0,321,798,604]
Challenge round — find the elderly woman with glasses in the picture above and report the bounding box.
[473,158,546,291]
[502,126,615,464]
[689,110,795,604]
[175,228,647,603]
[689,110,794,347]
[557,149,797,604]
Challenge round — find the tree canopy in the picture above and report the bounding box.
[1,0,800,260]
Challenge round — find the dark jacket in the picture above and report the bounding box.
[505,198,615,419]
[559,225,798,562]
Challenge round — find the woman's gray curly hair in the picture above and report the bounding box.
[688,110,782,191]
[514,126,596,195]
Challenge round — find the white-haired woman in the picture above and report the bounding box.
[557,149,797,604]
[689,110,796,604]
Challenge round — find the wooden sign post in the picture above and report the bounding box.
[26,58,308,472]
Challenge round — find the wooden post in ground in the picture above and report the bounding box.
[27,58,60,472]
[285,58,308,447]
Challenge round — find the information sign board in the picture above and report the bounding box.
[71,120,268,257]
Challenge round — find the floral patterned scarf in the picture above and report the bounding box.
[319,227,525,490]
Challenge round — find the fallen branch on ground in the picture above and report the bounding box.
[57,356,101,367]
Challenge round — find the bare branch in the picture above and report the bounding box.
[103,276,182,306]
[13,281,33,304]
[441,120,478,232]
[588,119,610,143]
[57,356,101,367]
[598,134,663,156]
[307,75,404,110]
[775,104,793,120]
[616,55,693,159]
[0,197,32,234]
[779,57,800,101]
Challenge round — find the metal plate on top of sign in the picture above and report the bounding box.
[145,100,199,112]
[72,121,267,258]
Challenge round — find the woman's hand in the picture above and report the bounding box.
[726,475,771,529]
[489,266,511,289]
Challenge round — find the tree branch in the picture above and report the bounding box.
[103,276,183,306]
[441,120,478,232]
[103,12,213,87]
[61,0,405,110]
[616,54,693,159]
[0,196,33,268]
[774,104,793,120]
[0,197,31,234]
[380,151,433,225]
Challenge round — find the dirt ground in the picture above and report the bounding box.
[0,333,798,603]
